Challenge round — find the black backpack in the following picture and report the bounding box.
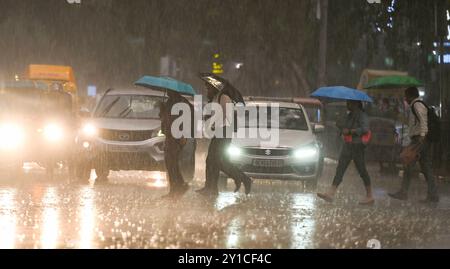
[411,100,441,143]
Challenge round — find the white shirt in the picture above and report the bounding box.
[207,92,233,129]
[408,98,428,138]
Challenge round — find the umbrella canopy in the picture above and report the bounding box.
[311,86,373,103]
[199,73,227,91]
[135,76,196,96]
[364,75,423,89]
[199,73,245,104]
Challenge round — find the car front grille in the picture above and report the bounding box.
[240,164,316,176]
[241,165,294,174]
[101,152,162,170]
[242,147,292,157]
[99,129,154,142]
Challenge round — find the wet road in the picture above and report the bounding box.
[1,157,450,249]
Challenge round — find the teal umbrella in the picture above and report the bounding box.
[364,75,424,89]
[135,76,196,96]
[311,86,373,103]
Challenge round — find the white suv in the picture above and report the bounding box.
[224,100,324,189]
[81,88,196,182]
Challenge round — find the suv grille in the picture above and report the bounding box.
[242,165,294,174]
[99,129,154,142]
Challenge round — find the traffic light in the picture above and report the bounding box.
[212,53,224,74]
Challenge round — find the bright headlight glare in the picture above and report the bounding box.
[151,129,165,138]
[0,124,24,149]
[82,123,97,136]
[227,145,242,157]
[294,146,319,160]
[43,124,64,141]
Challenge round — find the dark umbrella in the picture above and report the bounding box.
[199,73,245,104]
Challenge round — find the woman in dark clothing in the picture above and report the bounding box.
[317,100,374,205]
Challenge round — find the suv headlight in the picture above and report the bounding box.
[227,144,242,157]
[293,143,319,161]
[43,124,64,142]
[82,123,97,137]
[0,123,25,150]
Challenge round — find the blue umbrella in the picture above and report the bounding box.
[311,86,373,103]
[135,76,197,96]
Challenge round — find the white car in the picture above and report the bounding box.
[224,100,324,189]
[78,88,196,182]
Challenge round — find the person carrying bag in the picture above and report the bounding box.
[317,100,375,205]
[389,87,440,203]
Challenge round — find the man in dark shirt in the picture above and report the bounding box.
[160,91,192,198]
[196,83,252,196]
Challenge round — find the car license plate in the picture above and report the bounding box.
[253,159,284,168]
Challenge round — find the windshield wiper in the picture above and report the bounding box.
[118,107,133,118]
[99,97,120,117]
[117,97,133,118]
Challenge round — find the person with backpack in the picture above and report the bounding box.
[196,76,252,196]
[317,100,375,205]
[389,87,440,203]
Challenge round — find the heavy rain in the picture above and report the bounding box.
[0,0,450,250]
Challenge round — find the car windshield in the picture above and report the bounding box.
[95,95,165,119]
[0,88,43,116]
[303,105,322,124]
[238,106,309,131]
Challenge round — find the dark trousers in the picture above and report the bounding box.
[332,143,372,187]
[204,138,250,192]
[164,139,184,192]
[400,138,438,198]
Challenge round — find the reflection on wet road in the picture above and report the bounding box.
[0,159,450,249]
[0,189,16,249]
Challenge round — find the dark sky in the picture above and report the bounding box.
[0,0,448,100]
[1,0,318,96]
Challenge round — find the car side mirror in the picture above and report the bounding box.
[313,124,325,133]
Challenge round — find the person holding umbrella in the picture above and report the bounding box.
[313,87,375,205]
[135,76,196,198]
[196,73,252,196]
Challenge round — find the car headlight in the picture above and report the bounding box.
[43,124,64,142]
[0,124,25,150]
[227,144,242,157]
[293,144,319,161]
[82,123,97,137]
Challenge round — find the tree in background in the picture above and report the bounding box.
[0,0,448,99]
